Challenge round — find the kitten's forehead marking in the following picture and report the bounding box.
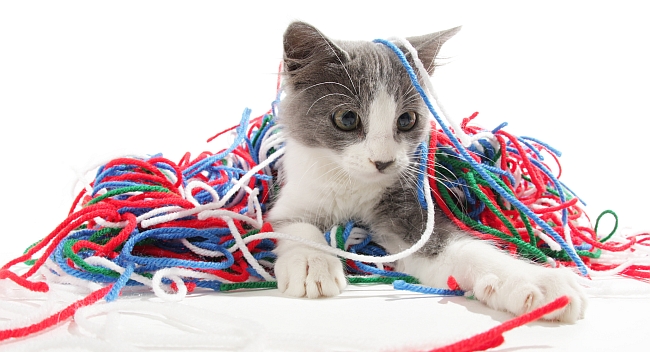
[365,86,398,161]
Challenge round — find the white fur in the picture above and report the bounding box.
[384,236,587,322]
[270,88,405,298]
[271,86,587,323]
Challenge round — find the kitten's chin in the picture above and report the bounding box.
[348,167,399,185]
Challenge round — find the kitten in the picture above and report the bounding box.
[268,21,587,322]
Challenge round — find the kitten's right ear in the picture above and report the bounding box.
[406,26,461,75]
[283,21,350,75]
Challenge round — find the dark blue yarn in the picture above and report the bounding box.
[348,232,373,253]
[468,202,486,221]
[249,115,277,164]
[194,280,222,291]
[116,207,155,217]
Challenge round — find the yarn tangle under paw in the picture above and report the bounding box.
[1,41,648,351]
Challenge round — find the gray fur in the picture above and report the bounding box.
[279,21,460,256]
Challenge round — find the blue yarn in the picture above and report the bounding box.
[516,137,546,161]
[183,108,252,180]
[105,262,135,301]
[94,166,131,188]
[506,144,570,225]
[457,178,475,205]
[520,136,563,157]
[353,261,412,277]
[348,231,373,253]
[51,235,122,284]
[477,163,517,186]
[526,157,568,224]
[250,116,277,164]
[119,228,234,271]
[574,244,593,251]
[323,229,331,245]
[467,201,486,221]
[194,280,222,291]
[393,280,465,296]
[416,142,428,209]
[491,121,508,133]
[152,161,184,186]
[374,38,588,275]
[474,139,497,161]
[558,179,587,206]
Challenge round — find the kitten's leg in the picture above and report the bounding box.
[397,234,587,323]
[273,222,347,298]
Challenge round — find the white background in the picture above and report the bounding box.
[1,1,650,351]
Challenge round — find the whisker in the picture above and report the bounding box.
[307,93,356,115]
[317,32,358,95]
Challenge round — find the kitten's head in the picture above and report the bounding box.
[279,21,459,183]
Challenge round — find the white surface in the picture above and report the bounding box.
[1,1,650,351]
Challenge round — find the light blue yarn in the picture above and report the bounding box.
[373,38,588,276]
[183,108,252,179]
[393,279,465,296]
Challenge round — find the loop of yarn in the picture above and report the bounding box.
[1,39,648,352]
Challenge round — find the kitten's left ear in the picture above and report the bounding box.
[406,26,461,75]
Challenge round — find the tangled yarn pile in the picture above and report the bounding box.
[1,39,649,350]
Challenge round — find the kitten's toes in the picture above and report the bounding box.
[503,267,587,323]
[537,268,587,323]
[274,247,347,298]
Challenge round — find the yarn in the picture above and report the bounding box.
[428,295,571,352]
[374,38,650,282]
[0,37,648,352]
[0,103,436,342]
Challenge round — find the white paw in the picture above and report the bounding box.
[472,266,587,323]
[274,247,347,298]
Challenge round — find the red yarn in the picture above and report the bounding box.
[447,276,461,291]
[430,296,570,352]
[0,285,112,342]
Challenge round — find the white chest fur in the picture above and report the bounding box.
[268,140,392,226]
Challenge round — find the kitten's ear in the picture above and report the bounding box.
[283,21,350,75]
[406,26,461,75]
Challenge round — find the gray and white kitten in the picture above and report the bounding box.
[268,21,586,322]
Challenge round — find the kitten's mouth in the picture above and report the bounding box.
[351,165,399,183]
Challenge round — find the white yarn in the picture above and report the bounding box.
[224,216,275,281]
[241,167,437,264]
[393,37,473,148]
[184,179,222,206]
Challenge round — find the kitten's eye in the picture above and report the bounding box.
[332,110,360,131]
[397,111,417,131]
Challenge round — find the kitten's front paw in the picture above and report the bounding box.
[473,267,587,323]
[274,247,347,298]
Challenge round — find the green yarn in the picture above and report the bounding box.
[86,185,171,206]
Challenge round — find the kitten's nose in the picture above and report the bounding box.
[372,159,395,172]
